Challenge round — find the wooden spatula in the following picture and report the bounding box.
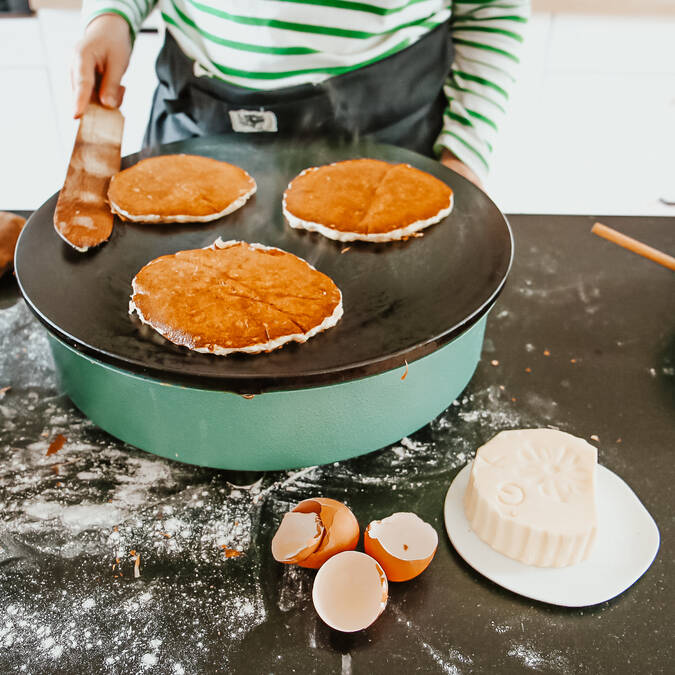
[54,103,124,252]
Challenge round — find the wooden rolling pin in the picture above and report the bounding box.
[591,222,675,272]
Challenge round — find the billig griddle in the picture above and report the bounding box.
[15,136,511,393]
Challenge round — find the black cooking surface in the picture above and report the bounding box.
[14,136,511,393]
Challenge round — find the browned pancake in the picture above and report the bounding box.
[130,239,343,355]
[0,211,26,277]
[283,159,454,242]
[108,154,256,223]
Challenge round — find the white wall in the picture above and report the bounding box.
[0,9,674,216]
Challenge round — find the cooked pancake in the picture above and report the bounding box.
[130,239,343,355]
[283,159,454,242]
[108,154,256,223]
[0,211,26,277]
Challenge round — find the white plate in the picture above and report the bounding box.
[444,463,660,607]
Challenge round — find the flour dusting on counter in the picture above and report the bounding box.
[1,299,565,671]
[0,302,55,389]
[0,306,272,670]
[507,643,572,672]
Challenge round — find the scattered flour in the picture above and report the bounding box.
[23,502,122,534]
[341,653,352,675]
[507,643,571,672]
[1,298,572,671]
[141,653,158,668]
[391,605,473,675]
[76,471,98,480]
[0,306,269,671]
[418,642,462,675]
[0,302,56,389]
[277,564,313,613]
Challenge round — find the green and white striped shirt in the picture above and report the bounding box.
[83,0,530,180]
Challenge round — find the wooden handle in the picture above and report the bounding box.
[591,222,675,272]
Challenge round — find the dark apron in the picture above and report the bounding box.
[144,21,453,157]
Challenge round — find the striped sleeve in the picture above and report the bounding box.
[436,0,531,181]
[82,0,158,40]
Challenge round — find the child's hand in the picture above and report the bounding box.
[71,14,132,118]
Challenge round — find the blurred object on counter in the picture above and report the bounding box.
[0,211,26,276]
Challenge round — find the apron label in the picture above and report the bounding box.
[229,109,278,133]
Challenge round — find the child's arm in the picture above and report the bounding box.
[72,1,158,118]
[436,0,531,185]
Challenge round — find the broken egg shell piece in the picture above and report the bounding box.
[364,512,438,582]
[293,497,360,569]
[271,511,324,564]
[312,551,388,632]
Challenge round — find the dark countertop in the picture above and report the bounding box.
[0,214,673,674]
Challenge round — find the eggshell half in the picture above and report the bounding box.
[312,551,388,632]
[364,512,438,582]
[271,511,324,564]
[293,498,360,569]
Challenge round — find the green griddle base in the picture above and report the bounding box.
[49,316,486,470]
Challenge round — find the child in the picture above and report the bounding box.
[73,1,530,188]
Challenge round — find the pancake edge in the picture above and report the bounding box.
[129,238,344,356]
[282,164,454,242]
[109,177,257,224]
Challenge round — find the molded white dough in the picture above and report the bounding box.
[464,429,597,567]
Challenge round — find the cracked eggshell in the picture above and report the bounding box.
[364,512,438,582]
[312,551,388,632]
[271,511,324,564]
[293,497,360,569]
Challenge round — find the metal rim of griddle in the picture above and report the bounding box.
[15,135,512,394]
